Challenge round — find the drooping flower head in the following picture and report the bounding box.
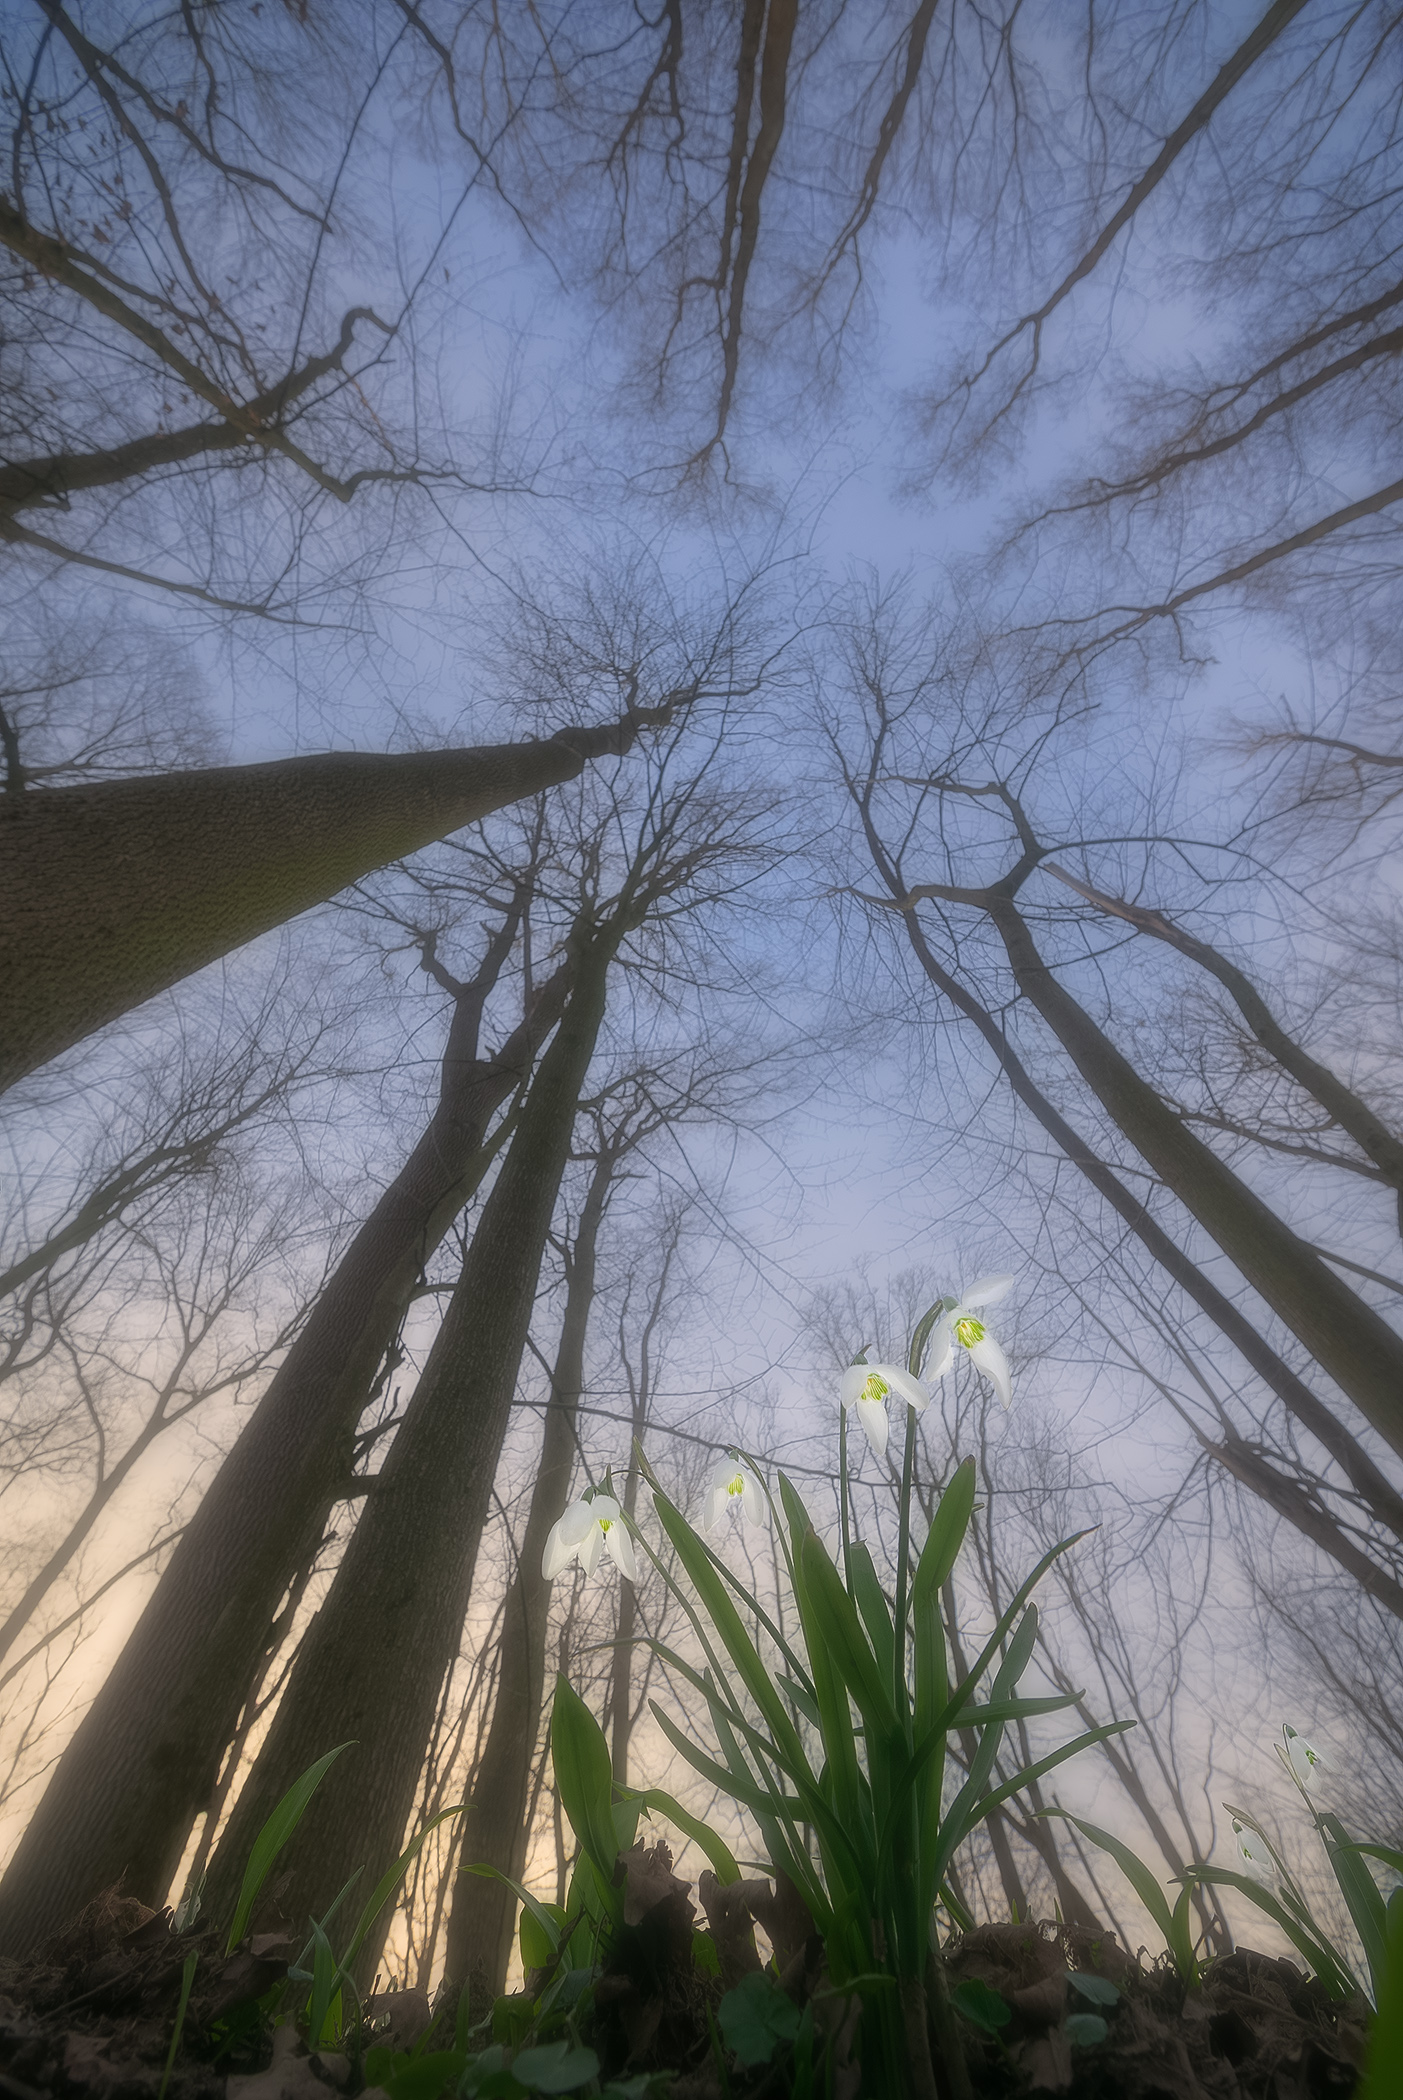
[838,1361,930,1460]
[704,1453,767,1533]
[926,1274,1015,1409]
[1232,1818,1274,1885]
[1280,1723,1329,1793]
[542,1491,636,1582]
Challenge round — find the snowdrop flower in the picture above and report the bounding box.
[1232,1819,1274,1885]
[839,1362,929,1460]
[1280,1723,1329,1792]
[704,1453,767,1533]
[926,1274,1015,1409]
[542,1492,637,1582]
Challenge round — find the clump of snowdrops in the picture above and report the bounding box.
[543,1278,1128,2096]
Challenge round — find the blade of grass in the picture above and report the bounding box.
[156,1950,198,2100]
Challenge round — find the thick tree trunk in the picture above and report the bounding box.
[441,1151,615,1998]
[0,709,662,1092]
[198,934,618,1965]
[0,952,571,1957]
[986,896,1403,1460]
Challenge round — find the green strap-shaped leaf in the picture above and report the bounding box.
[550,1677,622,1923]
[886,1604,1042,1875]
[306,1916,342,2051]
[912,1459,977,1603]
[1320,1812,1389,2002]
[1184,1867,1357,1997]
[225,1742,355,1952]
[461,1862,575,1967]
[800,1530,899,1738]
[652,1488,809,1774]
[926,1719,1135,1893]
[617,1784,741,1884]
[1363,1891,1403,2099]
[1041,1808,1196,1981]
[849,1543,896,1688]
[951,1693,1080,1727]
[341,1804,463,1970]
[1351,1842,1403,1876]
[779,1482,866,1845]
[648,1702,794,1821]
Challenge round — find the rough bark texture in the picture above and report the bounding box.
[986,896,1403,1460]
[0,951,572,1957]
[0,711,660,1092]
[441,1150,614,1997]
[198,931,619,1966]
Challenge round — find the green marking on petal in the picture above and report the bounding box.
[862,1372,890,1402]
[728,1472,745,1498]
[955,1317,986,1349]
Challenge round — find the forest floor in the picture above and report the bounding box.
[0,1881,1370,2100]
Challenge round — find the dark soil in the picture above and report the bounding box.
[946,1920,1368,2099]
[0,1883,1370,2100]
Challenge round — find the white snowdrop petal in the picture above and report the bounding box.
[969,1333,1012,1409]
[884,1366,930,1412]
[558,1499,596,1547]
[924,1322,954,1382]
[856,1395,889,1459]
[541,1521,572,1580]
[961,1273,1014,1310]
[607,1522,638,1582]
[839,1364,870,1409]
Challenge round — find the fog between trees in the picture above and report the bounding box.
[1,0,1400,1987]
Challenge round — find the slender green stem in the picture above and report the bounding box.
[157,1951,198,2100]
[893,1403,917,1724]
[839,1405,853,1594]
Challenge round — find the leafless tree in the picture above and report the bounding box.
[0,2,538,609]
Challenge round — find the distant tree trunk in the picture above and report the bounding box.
[888,905,1403,1547]
[984,893,1403,1460]
[199,927,621,1964]
[607,1219,677,1787]
[441,1147,616,1999]
[1043,863,1403,1228]
[0,707,668,1092]
[0,935,572,1957]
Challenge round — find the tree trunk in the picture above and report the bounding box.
[894,909,1403,1543]
[198,932,619,1967]
[986,895,1403,1461]
[0,708,664,1092]
[0,950,571,1957]
[1043,864,1403,1223]
[441,1150,615,1998]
